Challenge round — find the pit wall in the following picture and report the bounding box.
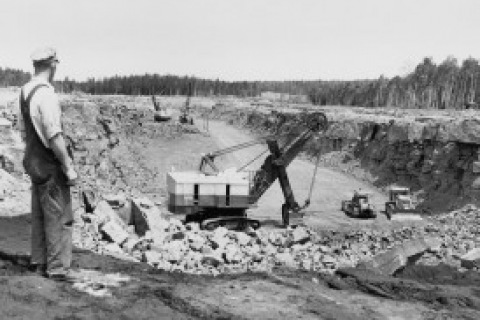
[207,106,480,213]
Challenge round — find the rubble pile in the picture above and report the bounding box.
[418,204,480,269]
[71,188,480,276]
[72,193,419,275]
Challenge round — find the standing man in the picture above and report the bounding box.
[18,47,78,280]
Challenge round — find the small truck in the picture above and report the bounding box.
[341,191,376,218]
[384,186,420,220]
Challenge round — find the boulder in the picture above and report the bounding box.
[211,235,230,250]
[261,243,277,256]
[224,243,243,263]
[122,237,140,253]
[144,229,168,246]
[82,189,98,213]
[166,218,185,232]
[232,232,251,247]
[103,242,123,254]
[102,193,126,208]
[94,200,127,228]
[171,231,186,241]
[275,252,296,268]
[162,241,187,263]
[100,220,129,245]
[143,250,163,265]
[210,227,230,249]
[460,248,480,269]
[322,255,337,266]
[183,251,202,270]
[116,199,133,225]
[360,237,440,275]
[131,197,169,236]
[291,227,310,244]
[188,233,206,251]
[201,255,222,268]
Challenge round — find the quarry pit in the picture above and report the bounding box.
[1,90,480,319]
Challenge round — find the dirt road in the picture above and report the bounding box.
[203,120,399,230]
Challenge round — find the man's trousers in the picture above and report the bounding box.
[30,171,73,274]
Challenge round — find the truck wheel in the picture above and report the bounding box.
[282,203,289,227]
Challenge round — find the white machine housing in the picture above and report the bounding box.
[167,169,251,214]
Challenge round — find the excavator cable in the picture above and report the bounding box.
[237,148,269,172]
[304,151,322,207]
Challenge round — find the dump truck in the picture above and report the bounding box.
[384,186,420,220]
[341,191,376,218]
[167,112,328,229]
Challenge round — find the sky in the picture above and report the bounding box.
[1,0,479,81]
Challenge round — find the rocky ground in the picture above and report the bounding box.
[1,91,480,319]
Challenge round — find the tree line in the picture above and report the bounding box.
[0,67,30,87]
[308,57,480,109]
[1,56,479,109]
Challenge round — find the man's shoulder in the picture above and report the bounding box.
[22,79,54,98]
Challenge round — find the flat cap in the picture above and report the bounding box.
[31,47,59,63]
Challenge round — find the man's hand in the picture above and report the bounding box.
[63,165,79,186]
[49,133,79,186]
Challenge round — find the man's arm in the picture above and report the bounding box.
[49,133,78,185]
[38,88,78,185]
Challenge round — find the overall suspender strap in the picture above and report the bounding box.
[21,84,49,111]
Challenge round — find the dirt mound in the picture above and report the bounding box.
[397,263,480,286]
[335,266,480,314]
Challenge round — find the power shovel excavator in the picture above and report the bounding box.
[167,112,328,230]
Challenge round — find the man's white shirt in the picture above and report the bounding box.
[18,77,62,148]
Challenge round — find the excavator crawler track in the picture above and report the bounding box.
[201,217,261,231]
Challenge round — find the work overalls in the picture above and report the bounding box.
[20,84,73,275]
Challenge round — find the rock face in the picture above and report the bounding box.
[215,107,480,212]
